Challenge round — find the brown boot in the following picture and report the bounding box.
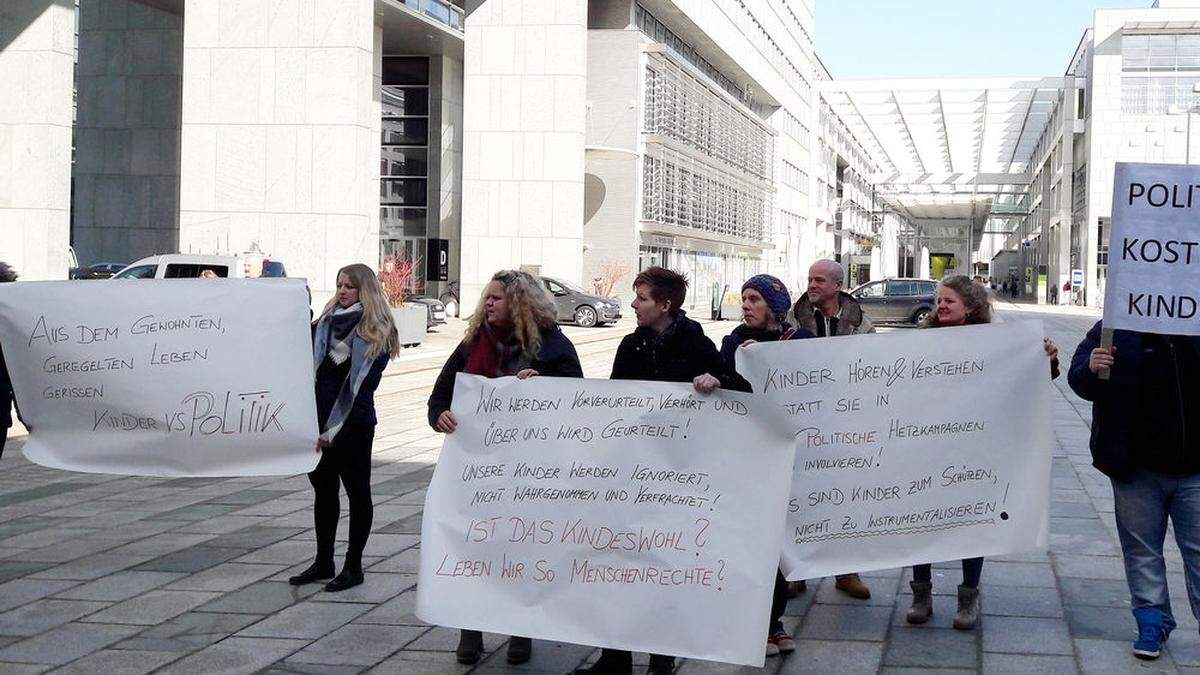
[906,581,933,624]
[953,585,980,630]
[835,573,871,599]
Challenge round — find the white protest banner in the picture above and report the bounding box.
[416,374,795,667]
[0,279,320,476]
[1104,162,1200,334]
[737,320,1052,581]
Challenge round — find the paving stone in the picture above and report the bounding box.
[374,512,423,535]
[0,622,139,665]
[262,663,363,675]
[80,590,221,626]
[354,589,425,626]
[135,546,251,573]
[307,572,415,604]
[0,561,53,584]
[175,516,275,535]
[149,503,243,522]
[981,653,1077,674]
[368,548,420,574]
[812,575,899,606]
[883,626,977,668]
[981,616,1073,655]
[286,624,421,666]
[238,602,374,639]
[1059,577,1132,608]
[1168,631,1200,667]
[798,604,892,642]
[204,490,296,506]
[978,585,1065,618]
[52,571,184,602]
[233,540,318,565]
[0,578,79,613]
[980,561,1057,588]
[204,527,307,550]
[0,517,76,540]
[195,581,321,615]
[44,647,181,674]
[0,599,109,637]
[116,611,262,652]
[1064,602,1137,641]
[154,637,308,675]
[775,639,883,674]
[1053,554,1127,580]
[366,647,472,675]
[164,562,286,592]
[27,552,150,581]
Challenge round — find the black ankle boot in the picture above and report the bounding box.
[288,560,334,586]
[457,629,483,664]
[324,566,364,592]
[574,649,633,675]
[648,654,675,675]
[507,636,532,664]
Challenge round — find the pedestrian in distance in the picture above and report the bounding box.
[906,275,1059,629]
[576,266,738,675]
[788,259,874,600]
[427,269,583,666]
[290,264,399,593]
[699,273,813,658]
[0,261,18,459]
[1068,320,1200,660]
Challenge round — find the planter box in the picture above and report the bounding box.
[393,303,426,347]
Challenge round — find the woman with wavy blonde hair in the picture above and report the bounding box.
[427,269,583,666]
[291,263,398,593]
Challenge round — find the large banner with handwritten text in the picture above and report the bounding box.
[738,320,1052,580]
[1103,162,1200,335]
[0,279,319,476]
[416,374,795,667]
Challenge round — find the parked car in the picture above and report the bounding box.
[112,254,288,280]
[539,276,621,327]
[849,277,937,325]
[407,295,447,329]
[70,262,126,279]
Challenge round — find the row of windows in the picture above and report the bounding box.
[781,160,808,193]
[644,63,775,181]
[728,0,811,105]
[777,0,814,48]
[642,151,772,243]
[634,4,746,105]
[778,109,810,149]
[1121,75,1200,114]
[1123,33,1200,71]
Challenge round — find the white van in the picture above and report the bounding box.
[112,254,287,280]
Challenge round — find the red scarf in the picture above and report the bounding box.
[465,323,516,377]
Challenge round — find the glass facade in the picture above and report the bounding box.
[1121,33,1200,113]
[380,56,430,277]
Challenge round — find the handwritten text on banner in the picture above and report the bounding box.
[737,320,1053,581]
[416,374,795,667]
[0,279,320,476]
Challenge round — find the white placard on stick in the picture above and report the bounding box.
[737,320,1053,581]
[416,374,795,667]
[0,279,319,476]
[1104,162,1200,335]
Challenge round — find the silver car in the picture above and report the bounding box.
[539,277,621,327]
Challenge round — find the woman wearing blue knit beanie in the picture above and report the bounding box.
[693,272,813,657]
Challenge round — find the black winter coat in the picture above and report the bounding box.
[610,312,736,387]
[0,343,11,431]
[1069,321,1200,481]
[719,324,814,393]
[427,327,583,429]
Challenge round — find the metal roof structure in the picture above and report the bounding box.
[819,77,1067,253]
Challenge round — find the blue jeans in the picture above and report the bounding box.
[1112,468,1200,632]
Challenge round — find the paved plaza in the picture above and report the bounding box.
[0,304,1192,674]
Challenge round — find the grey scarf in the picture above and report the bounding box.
[313,303,374,443]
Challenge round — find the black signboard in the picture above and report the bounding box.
[426,238,450,282]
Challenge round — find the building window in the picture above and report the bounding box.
[380,56,430,274]
[1121,74,1200,114]
[1123,33,1200,72]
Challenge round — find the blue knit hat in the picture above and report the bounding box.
[742,274,792,323]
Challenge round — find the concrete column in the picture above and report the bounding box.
[74,0,183,266]
[0,0,74,280]
[460,0,588,309]
[178,0,381,297]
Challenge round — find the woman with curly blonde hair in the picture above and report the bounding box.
[427,269,583,665]
[291,263,399,593]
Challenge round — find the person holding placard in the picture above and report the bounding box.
[906,275,1059,630]
[427,269,583,666]
[290,264,399,593]
[577,266,736,675]
[0,261,16,458]
[1069,322,1200,660]
[788,259,875,601]
[708,274,813,658]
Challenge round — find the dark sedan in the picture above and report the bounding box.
[849,278,936,325]
[540,277,621,327]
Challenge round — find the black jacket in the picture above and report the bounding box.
[1069,321,1200,481]
[610,312,735,387]
[315,352,390,433]
[427,327,583,429]
[719,324,814,393]
[0,342,11,430]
